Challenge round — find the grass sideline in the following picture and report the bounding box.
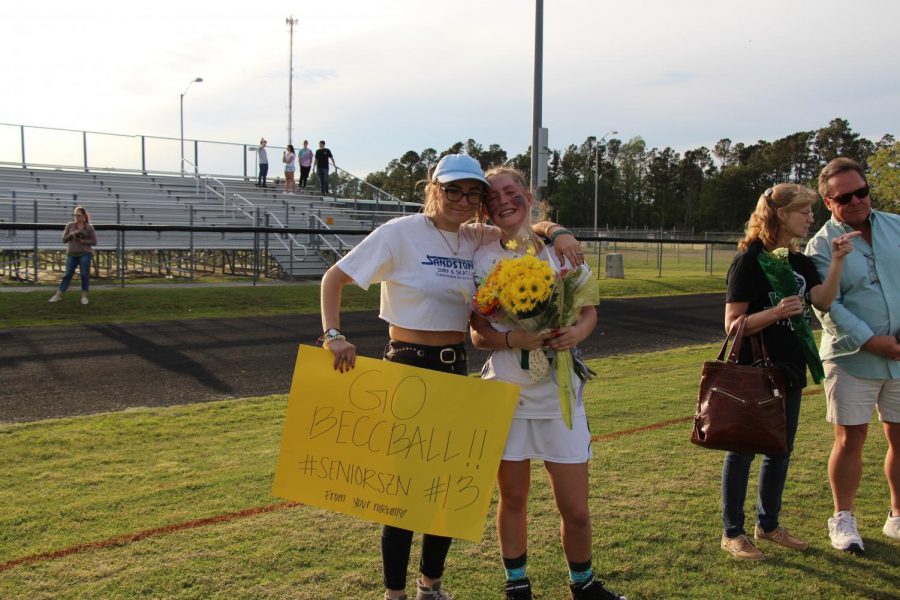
[1,345,897,599]
[0,272,725,329]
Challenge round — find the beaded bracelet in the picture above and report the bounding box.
[323,335,346,349]
[548,228,574,244]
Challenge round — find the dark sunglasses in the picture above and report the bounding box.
[829,185,869,206]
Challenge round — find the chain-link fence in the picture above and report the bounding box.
[0,223,374,285]
[2,223,743,286]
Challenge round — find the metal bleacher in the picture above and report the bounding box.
[0,164,416,278]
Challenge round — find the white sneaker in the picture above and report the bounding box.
[49,291,62,303]
[884,511,900,540]
[828,510,865,553]
[81,295,89,305]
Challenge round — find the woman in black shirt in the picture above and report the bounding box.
[720,183,857,560]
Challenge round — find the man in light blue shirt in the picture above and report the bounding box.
[806,157,900,553]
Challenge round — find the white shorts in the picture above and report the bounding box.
[502,414,592,463]
[824,362,900,426]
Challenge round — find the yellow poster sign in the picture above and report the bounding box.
[273,345,519,542]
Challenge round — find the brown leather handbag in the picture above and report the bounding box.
[690,314,787,454]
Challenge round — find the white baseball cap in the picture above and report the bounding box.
[431,154,488,185]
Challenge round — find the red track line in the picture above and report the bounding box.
[591,416,692,442]
[0,501,299,573]
[589,386,823,443]
[4,390,826,573]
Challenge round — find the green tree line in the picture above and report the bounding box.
[365,118,898,232]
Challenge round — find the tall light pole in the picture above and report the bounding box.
[593,129,617,233]
[286,16,298,146]
[530,0,543,201]
[180,77,203,175]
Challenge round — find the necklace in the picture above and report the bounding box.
[429,217,461,256]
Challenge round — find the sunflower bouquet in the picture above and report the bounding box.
[473,240,599,428]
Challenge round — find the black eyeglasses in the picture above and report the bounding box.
[864,254,880,286]
[829,185,869,206]
[441,186,485,205]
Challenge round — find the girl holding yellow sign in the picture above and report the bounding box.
[319,153,581,600]
[470,167,624,600]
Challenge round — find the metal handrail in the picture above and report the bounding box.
[181,158,200,192]
[308,213,352,256]
[265,211,308,261]
[230,193,256,221]
[0,121,287,149]
[203,176,226,204]
[332,165,406,210]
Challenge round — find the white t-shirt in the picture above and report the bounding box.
[337,213,485,332]
[474,242,589,419]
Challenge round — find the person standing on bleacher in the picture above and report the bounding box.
[314,140,335,196]
[298,140,313,189]
[257,138,269,188]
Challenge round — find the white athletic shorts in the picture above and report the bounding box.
[502,414,592,463]
[824,362,900,426]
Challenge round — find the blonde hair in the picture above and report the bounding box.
[738,183,817,252]
[73,205,91,224]
[483,166,546,251]
[420,179,443,218]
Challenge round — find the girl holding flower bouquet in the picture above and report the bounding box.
[720,183,859,561]
[469,167,623,600]
[319,154,581,600]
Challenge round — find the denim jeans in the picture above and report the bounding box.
[257,162,268,186]
[721,386,802,537]
[59,253,92,292]
[317,167,329,195]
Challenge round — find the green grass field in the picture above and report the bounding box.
[1,345,896,599]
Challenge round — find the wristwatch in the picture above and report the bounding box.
[320,328,345,344]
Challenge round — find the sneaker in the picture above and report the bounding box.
[49,291,62,303]
[884,511,900,540]
[384,594,407,600]
[754,525,808,550]
[828,510,865,553]
[81,295,89,305]
[720,533,765,561]
[569,575,626,600]
[414,579,452,600]
[504,577,533,600]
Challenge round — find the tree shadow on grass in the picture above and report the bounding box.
[776,544,900,598]
[86,323,233,394]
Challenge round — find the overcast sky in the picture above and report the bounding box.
[1,0,897,176]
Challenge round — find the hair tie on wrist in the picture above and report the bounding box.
[505,331,513,349]
[549,228,574,244]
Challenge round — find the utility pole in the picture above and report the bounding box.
[530,0,543,202]
[286,16,298,146]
